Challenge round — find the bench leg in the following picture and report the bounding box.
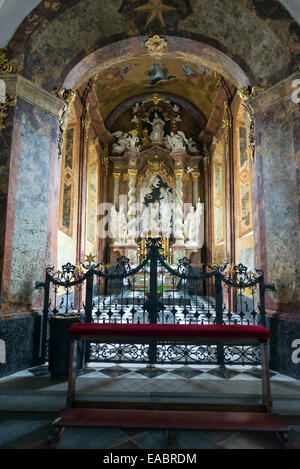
[66,338,77,408]
[260,342,272,412]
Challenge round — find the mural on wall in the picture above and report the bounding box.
[59,127,75,236]
[146,62,176,85]
[86,147,98,245]
[238,126,252,236]
[214,164,224,246]
[6,100,57,302]
[95,58,218,122]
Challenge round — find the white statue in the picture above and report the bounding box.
[126,132,140,152]
[160,188,173,237]
[165,131,187,152]
[184,206,197,246]
[111,131,129,154]
[140,203,160,236]
[187,137,198,153]
[133,102,140,113]
[140,175,160,202]
[110,205,127,244]
[149,113,165,143]
[184,203,204,247]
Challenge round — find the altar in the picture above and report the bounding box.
[107,94,205,270]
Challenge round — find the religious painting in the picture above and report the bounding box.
[94,58,218,122]
[146,62,176,86]
[238,126,252,236]
[59,128,75,236]
[213,164,225,245]
[86,150,99,244]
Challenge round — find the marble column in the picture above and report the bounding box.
[248,72,300,316]
[112,172,121,210]
[126,169,138,246]
[0,74,64,308]
[0,74,64,378]
[191,172,200,207]
[173,169,185,245]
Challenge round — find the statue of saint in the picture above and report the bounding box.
[165,131,186,152]
[184,206,197,246]
[111,131,129,154]
[149,113,165,143]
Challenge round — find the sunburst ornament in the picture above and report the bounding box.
[85,252,97,265]
[134,0,176,27]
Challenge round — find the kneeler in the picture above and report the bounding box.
[53,323,289,442]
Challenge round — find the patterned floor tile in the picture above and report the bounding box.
[242,367,277,379]
[206,367,241,380]
[218,431,284,450]
[56,427,128,449]
[229,373,260,381]
[135,367,169,378]
[168,366,204,379]
[96,366,134,378]
[153,372,183,380]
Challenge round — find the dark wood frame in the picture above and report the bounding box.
[51,330,289,445]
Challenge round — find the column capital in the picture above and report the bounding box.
[174,169,184,177]
[191,171,201,180]
[112,172,121,180]
[128,169,138,177]
[247,71,300,116]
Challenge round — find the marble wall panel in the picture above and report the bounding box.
[254,100,300,312]
[2,99,59,305]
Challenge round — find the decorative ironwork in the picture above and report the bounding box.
[38,238,267,366]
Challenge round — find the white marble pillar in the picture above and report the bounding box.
[174,169,185,244]
[112,172,121,210]
[126,169,138,245]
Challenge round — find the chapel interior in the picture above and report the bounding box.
[0,0,300,451]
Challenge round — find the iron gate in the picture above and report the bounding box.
[37,238,270,367]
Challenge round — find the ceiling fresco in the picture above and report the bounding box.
[94,57,218,122]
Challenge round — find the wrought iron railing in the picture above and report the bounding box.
[37,238,270,366]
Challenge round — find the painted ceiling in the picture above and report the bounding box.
[94,57,218,122]
[4,0,300,91]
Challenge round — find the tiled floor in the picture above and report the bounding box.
[0,362,300,449]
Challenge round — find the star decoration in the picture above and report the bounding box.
[134,0,176,27]
[85,252,97,265]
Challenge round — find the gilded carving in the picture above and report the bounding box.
[138,160,175,187]
[0,48,17,74]
[83,103,91,142]
[0,94,17,133]
[237,85,265,161]
[145,35,168,54]
[50,87,77,159]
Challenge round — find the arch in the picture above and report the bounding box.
[63,36,251,91]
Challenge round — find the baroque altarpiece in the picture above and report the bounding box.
[106,94,205,274]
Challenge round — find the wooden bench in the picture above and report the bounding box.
[53,323,289,441]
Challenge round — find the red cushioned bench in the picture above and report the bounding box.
[53,323,289,441]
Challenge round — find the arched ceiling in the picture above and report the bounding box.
[0,0,300,49]
[93,57,218,124]
[1,0,299,92]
